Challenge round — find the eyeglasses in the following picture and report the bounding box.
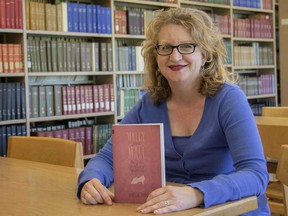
[155,43,197,56]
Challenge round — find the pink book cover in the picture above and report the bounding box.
[112,123,166,204]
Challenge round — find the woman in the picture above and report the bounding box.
[77,8,270,215]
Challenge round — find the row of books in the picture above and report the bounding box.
[223,40,232,64]
[0,82,26,121]
[233,0,272,9]
[117,88,146,117]
[238,73,275,96]
[210,14,230,35]
[114,8,152,35]
[29,84,114,118]
[114,8,230,36]
[0,0,23,29]
[27,36,112,72]
[117,74,144,88]
[233,15,273,39]
[250,101,276,116]
[32,126,93,155]
[0,44,23,73]
[26,1,111,34]
[116,74,145,117]
[234,43,273,66]
[115,45,144,71]
[0,124,27,157]
[30,118,96,133]
[31,123,112,155]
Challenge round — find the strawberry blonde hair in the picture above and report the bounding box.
[141,8,236,105]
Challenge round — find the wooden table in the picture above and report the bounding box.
[0,157,258,216]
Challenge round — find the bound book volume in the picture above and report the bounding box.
[112,123,166,203]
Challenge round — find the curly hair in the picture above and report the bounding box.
[141,7,236,105]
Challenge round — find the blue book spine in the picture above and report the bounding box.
[96,5,102,33]
[67,2,74,32]
[101,6,106,34]
[78,3,83,32]
[106,7,112,34]
[92,5,98,33]
[86,4,93,33]
[1,126,7,156]
[73,3,79,32]
[82,4,87,32]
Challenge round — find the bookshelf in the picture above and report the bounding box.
[0,0,277,158]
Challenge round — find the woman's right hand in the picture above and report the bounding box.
[80,178,115,205]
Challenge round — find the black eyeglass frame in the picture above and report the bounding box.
[154,43,198,56]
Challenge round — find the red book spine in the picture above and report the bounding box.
[74,85,81,114]
[54,130,62,139]
[61,86,68,115]
[10,0,15,29]
[32,131,48,137]
[5,0,11,28]
[85,126,92,155]
[13,44,21,72]
[46,131,54,138]
[62,129,69,140]
[88,85,93,113]
[70,85,76,114]
[0,0,6,28]
[66,86,72,115]
[84,85,90,113]
[79,127,86,155]
[80,85,86,113]
[18,0,23,29]
[92,84,99,112]
[74,127,81,144]
[14,0,19,28]
[109,83,115,112]
[114,10,121,34]
[98,84,105,112]
[121,10,127,34]
[103,84,110,111]
[68,128,76,142]
[7,44,15,73]
[2,44,9,73]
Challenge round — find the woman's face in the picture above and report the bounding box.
[156,24,206,88]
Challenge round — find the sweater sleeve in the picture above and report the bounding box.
[189,86,269,208]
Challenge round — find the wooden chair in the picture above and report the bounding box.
[7,136,84,169]
[257,122,287,215]
[276,145,288,216]
[262,107,288,118]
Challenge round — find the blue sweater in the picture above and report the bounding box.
[77,83,270,215]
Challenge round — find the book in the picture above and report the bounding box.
[112,123,166,203]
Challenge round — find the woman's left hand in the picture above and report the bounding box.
[136,185,204,214]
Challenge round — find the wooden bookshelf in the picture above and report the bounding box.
[0,0,278,157]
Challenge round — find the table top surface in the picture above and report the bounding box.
[0,157,257,216]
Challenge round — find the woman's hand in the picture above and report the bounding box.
[80,178,114,205]
[136,185,204,214]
